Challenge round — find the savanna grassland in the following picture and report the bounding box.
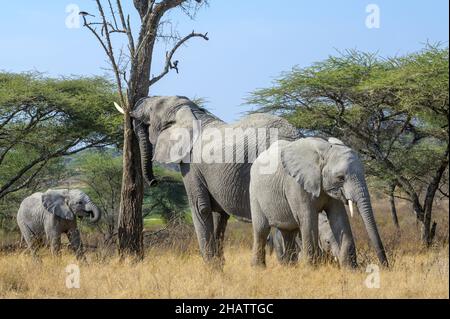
[0,198,448,299]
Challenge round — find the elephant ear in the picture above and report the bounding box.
[280,139,322,198]
[41,190,74,220]
[153,106,199,163]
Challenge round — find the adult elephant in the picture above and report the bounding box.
[17,189,101,259]
[122,96,300,264]
[250,137,388,268]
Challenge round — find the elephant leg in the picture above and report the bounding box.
[270,229,283,260]
[181,166,218,264]
[188,189,216,263]
[67,229,85,261]
[325,199,357,268]
[278,230,299,265]
[46,230,61,257]
[50,236,61,256]
[285,187,319,264]
[298,208,320,265]
[213,211,229,263]
[19,225,41,258]
[318,212,340,261]
[23,236,41,258]
[250,199,270,267]
[192,207,216,263]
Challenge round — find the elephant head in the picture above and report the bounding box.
[42,189,101,223]
[129,96,213,186]
[280,137,388,266]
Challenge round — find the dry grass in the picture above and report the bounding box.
[0,244,448,299]
[0,198,448,299]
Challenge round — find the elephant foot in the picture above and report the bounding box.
[76,253,87,263]
[203,255,225,272]
[278,252,299,266]
[29,252,42,264]
[251,257,266,269]
[339,259,358,270]
[207,259,224,272]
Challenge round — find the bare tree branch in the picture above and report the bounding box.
[0,160,48,197]
[149,31,208,86]
[82,1,126,106]
[116,0,135,57]
[0,136,111,199]
[107,0,119,30]
[136,0,191,57]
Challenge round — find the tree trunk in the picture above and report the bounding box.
[421,197,436,247]
[420,211,434,247]
[388,183,400,230]
[84,0,201,259]
[116,11,157,258]
[118,111,144,259]
[420,147,448,247]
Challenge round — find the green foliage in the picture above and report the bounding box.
[0,71,190,233]
[248,45,449,200]
[144,165,188,223]
[0,72,122,200]
[70,149,188,230]
[70,149,122,236]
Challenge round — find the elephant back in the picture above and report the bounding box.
[233,113,301,142]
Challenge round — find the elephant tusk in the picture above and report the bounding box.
[114,102,125,114]
[348,199,354,218]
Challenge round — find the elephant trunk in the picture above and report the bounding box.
[133,119,157,187]
[86,200,101,223]
[350,175,389,267]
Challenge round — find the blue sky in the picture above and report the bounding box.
[0,1,448,122]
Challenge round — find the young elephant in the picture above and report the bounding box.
[17,189,101,259]
[250,137,388,268]
[268,212,340,264]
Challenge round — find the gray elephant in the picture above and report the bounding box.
[268,212,340,264]
[250,137,388,268]
[17,189,101,259]
[122,96,300,264]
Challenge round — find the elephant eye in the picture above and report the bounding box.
[337,175,345,182]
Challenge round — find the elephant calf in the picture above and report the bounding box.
[17,189,101,259]
[268,212,340,264]
[250,137,388,268]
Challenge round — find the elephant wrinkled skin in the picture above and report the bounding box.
[16,189,101,259]
[129,96,300,265]
[250,137,388,268]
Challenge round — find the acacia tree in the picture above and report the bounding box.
[81,0,208,258]
[71,150,188,241]
[249,46,449,246]
[72,150,123,241]
[0,72,119,200]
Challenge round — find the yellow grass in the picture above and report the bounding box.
[0,243,448,299]
[0,198,448,299]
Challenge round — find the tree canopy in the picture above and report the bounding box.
[0,72,121,199]
[71,150,188,239]
[248,45,449,244]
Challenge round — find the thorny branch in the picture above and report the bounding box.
[150,31,209,85]
[81,0,208,109]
